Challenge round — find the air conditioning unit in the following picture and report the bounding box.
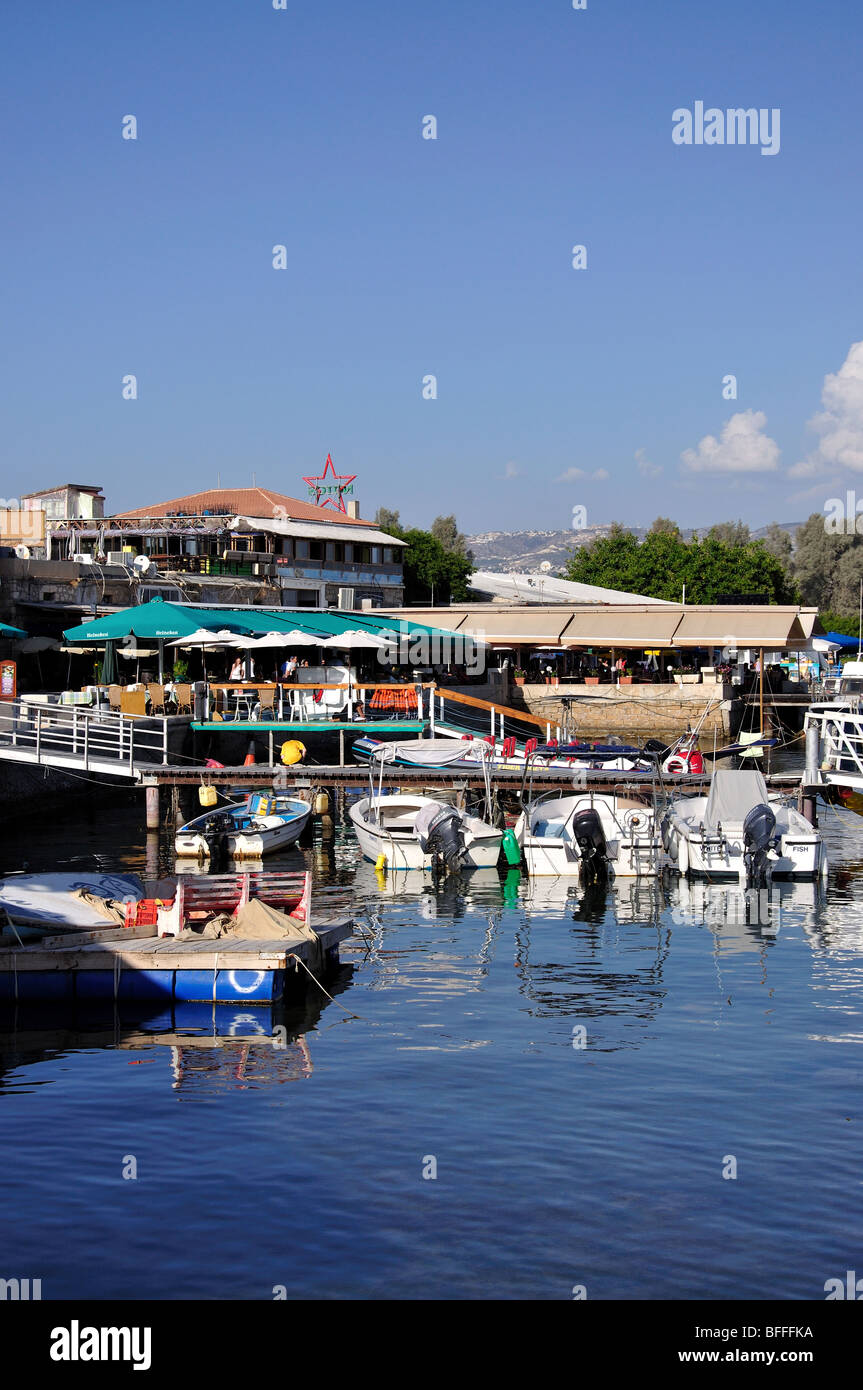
[72,553,93,564]
[337,587,355,610]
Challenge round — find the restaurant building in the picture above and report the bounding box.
[0,483,405,635]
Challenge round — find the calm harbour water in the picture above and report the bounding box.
[1,769,863,1301]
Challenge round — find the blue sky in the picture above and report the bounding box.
[2,0,862,534]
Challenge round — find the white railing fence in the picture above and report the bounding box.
[0,698,170,776]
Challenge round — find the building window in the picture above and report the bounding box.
[295,539,309,559]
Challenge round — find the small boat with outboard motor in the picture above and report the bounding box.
[175,791,312,860]
[661,768,826,883]
[348,793,506,870]
[352,731,706,776]
[514,789,663,879]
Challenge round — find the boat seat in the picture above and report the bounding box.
[533,818,567,839]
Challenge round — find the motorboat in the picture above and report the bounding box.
[175,792,311,860]
[348,793,503,871]
[352,732,704,776]
[0,872,144,940]
[514,790,662,879]
[661,768,826,882]
[804,665,863,814]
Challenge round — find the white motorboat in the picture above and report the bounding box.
[804,664,863,814]
[661,768,826,882]
[175,792,311,859]
[514,790,662,878]
[352,732,706,776]
[0,872,144,939]
[348,793,503,870]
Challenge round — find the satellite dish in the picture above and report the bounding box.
[539,561,552,573]
[15,544,31,559]
[132,555,152,574]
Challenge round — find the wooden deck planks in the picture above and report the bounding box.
[0,920,353,973]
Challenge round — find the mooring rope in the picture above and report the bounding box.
[287,951,368,1020]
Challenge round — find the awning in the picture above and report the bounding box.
[0,621,28,638]
[457,611,574,644]
[62,599,243,643]
[229,516,407,547]
[560,609,682,648]
[671,608,814,649]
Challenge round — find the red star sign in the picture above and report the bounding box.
[302,454,357,512]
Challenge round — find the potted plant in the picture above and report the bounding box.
[584,671,600,686]
[513,667,527,687]
[618,665,634,685]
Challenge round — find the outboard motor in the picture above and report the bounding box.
[414,803,467,870]
[202,811,234,871]
[572,806,608,882]
[743,803,777,888]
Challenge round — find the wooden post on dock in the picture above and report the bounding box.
[145,784,160,831]
[759,648,765,736]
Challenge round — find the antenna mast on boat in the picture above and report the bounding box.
[858,579,862,660]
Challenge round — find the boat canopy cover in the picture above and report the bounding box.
[704,769,770,831]
[372,738,487,766]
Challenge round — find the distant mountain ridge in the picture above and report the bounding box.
[467,522,802,573]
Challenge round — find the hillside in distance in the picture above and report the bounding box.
[467,522,802,573]
[467,526,637,572]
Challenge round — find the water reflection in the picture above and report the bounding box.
[0,972,352,1098]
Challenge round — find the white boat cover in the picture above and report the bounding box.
[372,739,487,766]
[703,769,770,832]
[0,873,144,928]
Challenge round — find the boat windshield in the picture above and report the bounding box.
[840,678,863,694]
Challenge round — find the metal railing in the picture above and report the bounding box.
[805,705,863,781]
[0,697,171,778]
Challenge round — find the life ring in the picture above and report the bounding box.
[227,970,268,995]
[665,755,687,776]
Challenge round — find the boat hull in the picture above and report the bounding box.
[348,795,502,870]
[175,797,311,859]
[516,794,662,878]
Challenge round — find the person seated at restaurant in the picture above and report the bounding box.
[281,654,298,680]
[229,655,254,683]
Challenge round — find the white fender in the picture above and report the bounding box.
[678,835,689,876]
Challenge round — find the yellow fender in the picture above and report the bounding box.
[280,739,307,766]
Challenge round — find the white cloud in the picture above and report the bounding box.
[791,341,863,477]
[681,409,780,474]
[555,467,609,483]
[500,460,522,480]
[635,448,662,479]
[787,476,841,505]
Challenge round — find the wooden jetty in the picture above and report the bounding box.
[0,870,354,1004]
[0,919,352,1004]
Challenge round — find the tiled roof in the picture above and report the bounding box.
[112,487,374,526]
